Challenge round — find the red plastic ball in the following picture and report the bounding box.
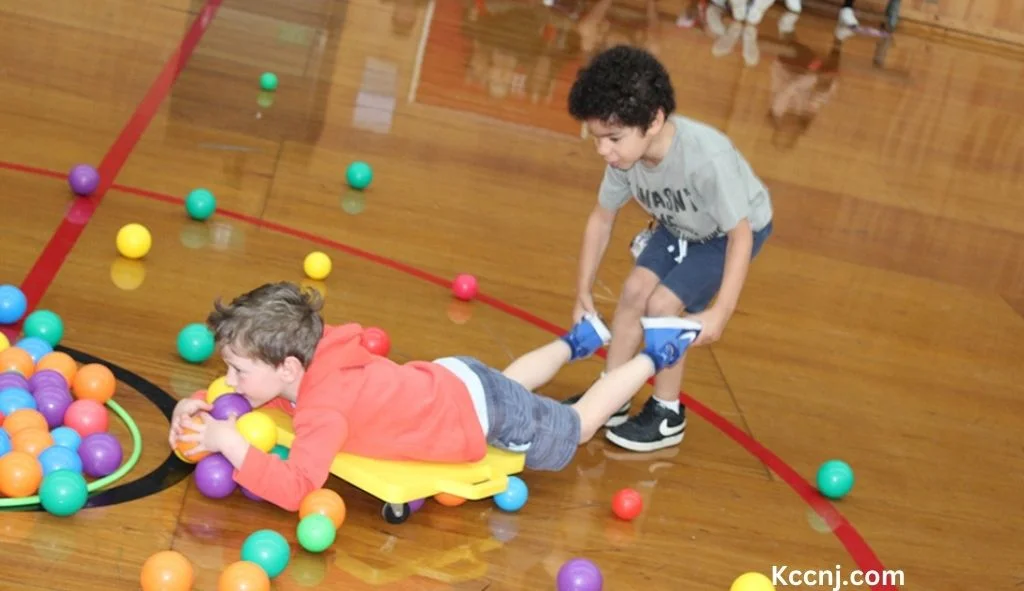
[611,488,643,521]
[451,274,478,301]
[361,327,391,356]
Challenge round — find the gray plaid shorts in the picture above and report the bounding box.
[436,356,581,471]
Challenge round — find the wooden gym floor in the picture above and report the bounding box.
[2,0,1023,589]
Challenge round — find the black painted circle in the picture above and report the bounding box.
[0,345,194,512]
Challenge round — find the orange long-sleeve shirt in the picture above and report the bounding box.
[232,323,488,511]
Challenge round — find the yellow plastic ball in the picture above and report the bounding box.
[205,376,233,404]
[0,333,8,353]
[236,411,277,452]
[116,223,152,259]
[303,251,332,280]
[731,572,775,591]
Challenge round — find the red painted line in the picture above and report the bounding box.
[1,169,897,589]
[3,0,222,340]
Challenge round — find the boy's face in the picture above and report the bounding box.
[586,117,661,170]
[221,345,290,408]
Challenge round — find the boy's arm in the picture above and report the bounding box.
[231,406,350,511]
[690,152,758,342]
[576,166,630,315]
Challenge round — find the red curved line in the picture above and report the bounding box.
[1,160,897,589]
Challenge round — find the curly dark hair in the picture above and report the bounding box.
[568,45,676,131]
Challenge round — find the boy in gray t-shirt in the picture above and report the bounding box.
[562,45,773,452]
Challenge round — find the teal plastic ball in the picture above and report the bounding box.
[22,310,64,347]
[38,470,89,517]
[260,72,278,91]
[185,188,217,221]
[296,514,336,553]
[816,459,855,499]
[240,529,291,578]
[176,323,215,364]
[346,161,373,190]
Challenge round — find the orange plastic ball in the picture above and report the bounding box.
[299,488,347,529]
[72,363,116,403]
[140,550,195,591]
[0,347,34,377]
[36,351,78,384]
[174,414,210,463]
[218,561,270,591]
[0,450,44,497]
[3,409,48,436]
[12,427,53,457]
[434,493,466,507]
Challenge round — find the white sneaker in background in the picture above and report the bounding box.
[785,0,802,13]
[839,6,859,27]
[778,10,800,34]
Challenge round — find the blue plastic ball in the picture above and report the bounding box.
[0,284,27,324]
[493,475,529,512]
[16,336,53,363]
[0,387,37,416]
[50,426,82,451]
[39,445,84,476]
[0,429,11,458]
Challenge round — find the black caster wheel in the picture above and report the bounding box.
[381,502,410,524]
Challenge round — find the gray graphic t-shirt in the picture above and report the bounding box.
[598,115,773,242]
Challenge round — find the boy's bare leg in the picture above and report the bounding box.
[502,341,572,391]
[573,355,657,441]
[502,315,611,391]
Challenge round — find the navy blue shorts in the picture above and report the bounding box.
[635,222,773,313]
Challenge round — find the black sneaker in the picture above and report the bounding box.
[561,392,631,427]
[604,397,686,452]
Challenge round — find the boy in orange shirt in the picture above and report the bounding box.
[170,282,700,511]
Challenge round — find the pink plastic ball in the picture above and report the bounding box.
[63,399,109,437]
[452,274,478,301]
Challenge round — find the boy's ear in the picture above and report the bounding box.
[280,356,305,382]
[645,109,666,137]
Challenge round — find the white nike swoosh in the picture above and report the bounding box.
[659,419,684,436]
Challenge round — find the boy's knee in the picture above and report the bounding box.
[645,286,685,316]
[618,270,660,313]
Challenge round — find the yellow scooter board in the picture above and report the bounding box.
[259,408,525,523]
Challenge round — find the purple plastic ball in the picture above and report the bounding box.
[408,498,425,512]
[194,454,237,499]
[210,393,252,421]
[556,558,603,591]
[29,369,69,393]
[32,383,72,403]
[35,390,73,428]
[68,164,100,196]
[0,372,30,392]
[78,432,123,478]
[241,487,263,502]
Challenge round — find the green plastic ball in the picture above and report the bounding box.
[260,72,278,92]
[176,323,215,364]
[240,529,291,578]
[296,514,336,553]
[816,459,855,499]
[22,309,64,347]
[345,161,373,190]
[185,188,217,221]
[39,470,88,517]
